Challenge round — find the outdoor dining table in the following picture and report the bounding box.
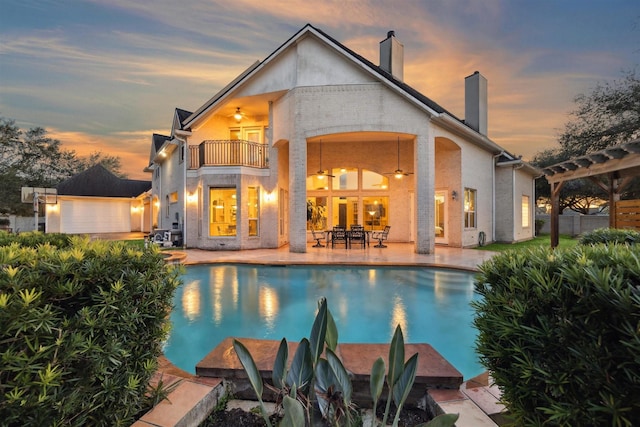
[324,229,371,248]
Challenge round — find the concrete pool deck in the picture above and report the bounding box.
[179,242,497,270]
[134,243,507,426]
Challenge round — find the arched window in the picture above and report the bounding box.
[362,169,388,190]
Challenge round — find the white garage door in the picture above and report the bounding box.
[60,199,131,234]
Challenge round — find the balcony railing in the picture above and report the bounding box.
[189,140,268,169]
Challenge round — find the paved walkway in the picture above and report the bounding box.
[180,242,496,271]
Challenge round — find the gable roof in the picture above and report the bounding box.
[175,108,192,125]
[148,133,172,167]
[182,23,459,130]
[57,164,151,198]
[179,24,522,158]
[311,25,457,119]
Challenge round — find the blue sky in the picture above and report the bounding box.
[1,0,638,179]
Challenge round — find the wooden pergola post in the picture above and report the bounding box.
[550,181,563,248]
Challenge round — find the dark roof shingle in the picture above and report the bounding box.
[57,164,151,198]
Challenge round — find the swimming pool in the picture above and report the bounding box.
[164,264,483,379]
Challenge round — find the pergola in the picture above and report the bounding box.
[542,139,640,247]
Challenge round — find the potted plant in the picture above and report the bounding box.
[307,200,326,230]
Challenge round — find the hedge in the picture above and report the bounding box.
[578,227,640,246]
[0,234,181,426]
[473,243,640,426]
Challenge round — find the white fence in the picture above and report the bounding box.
[537,214,609,237]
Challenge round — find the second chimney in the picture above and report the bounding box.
[465,71,488,136]
[379,30,404,81]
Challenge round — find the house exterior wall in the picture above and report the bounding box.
[153,141,185,232]
[272,82,434,252]
[460,141,495,247]
[494,166,514,242]
[151,27,537,252]
[185,168,275,250]
[434,137,462,246]
[494,166,535,242]
[513,167,535,241]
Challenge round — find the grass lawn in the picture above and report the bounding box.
[121,239,146,249]
[476,233,579,252]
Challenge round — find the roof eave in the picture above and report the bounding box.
[433,114,505,154]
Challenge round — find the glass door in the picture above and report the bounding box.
[435,191,447,244]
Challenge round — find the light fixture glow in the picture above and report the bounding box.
[233,107,243,122]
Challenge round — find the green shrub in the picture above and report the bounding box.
[0,230,73,248]
[0,234,181,426]
[473,245,640,426]
[579,227,640,246]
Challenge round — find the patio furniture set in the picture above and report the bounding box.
[312,225,390,249]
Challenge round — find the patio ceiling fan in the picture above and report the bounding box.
[384,138,413,178]
[229,107,247,122]
[316,140,335,178]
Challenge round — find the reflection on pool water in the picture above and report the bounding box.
[164,264,483,379]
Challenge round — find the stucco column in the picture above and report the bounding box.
[289,136,308,253]
[415,131,435,254]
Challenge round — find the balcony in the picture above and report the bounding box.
[189,140,268,169]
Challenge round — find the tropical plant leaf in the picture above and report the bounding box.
[272,338,288,389]
[326,348,352,403]
[392,353,419,412]
[233,339,263,398]
[309,297,328,364]
[280,395,306,427]
[315,358,333,393]
[325,307,339,351]
[387,325,405,388]
[286,338,313,393]
[314,358,333,418]
[415,413,459,427]
[370,356,386,402]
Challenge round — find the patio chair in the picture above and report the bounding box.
[331,226,348,248]
[372,225,390,248]
[311,227,326,247]
[349,225,366,249]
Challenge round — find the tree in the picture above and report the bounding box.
[532,70,640,213]
[532,149,608,214]
[0,117,125,215]
[559,70,640,157]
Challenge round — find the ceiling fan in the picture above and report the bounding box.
[229,107,247,122]
[384,138,413,178]
[316,140,334,178]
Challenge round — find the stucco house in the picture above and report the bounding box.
[46,164,151,234]
[147,24,538,253]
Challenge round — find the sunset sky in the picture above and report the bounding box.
[1,1,638,180]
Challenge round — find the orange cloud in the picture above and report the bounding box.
[48,128,154,180]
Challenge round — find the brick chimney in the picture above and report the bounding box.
[465,71,488,136]
[379,30,404,81]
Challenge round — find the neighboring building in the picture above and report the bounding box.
[47,164,151,234]
[147,24,538,253]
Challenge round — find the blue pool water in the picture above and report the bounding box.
[164,264,484,379]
